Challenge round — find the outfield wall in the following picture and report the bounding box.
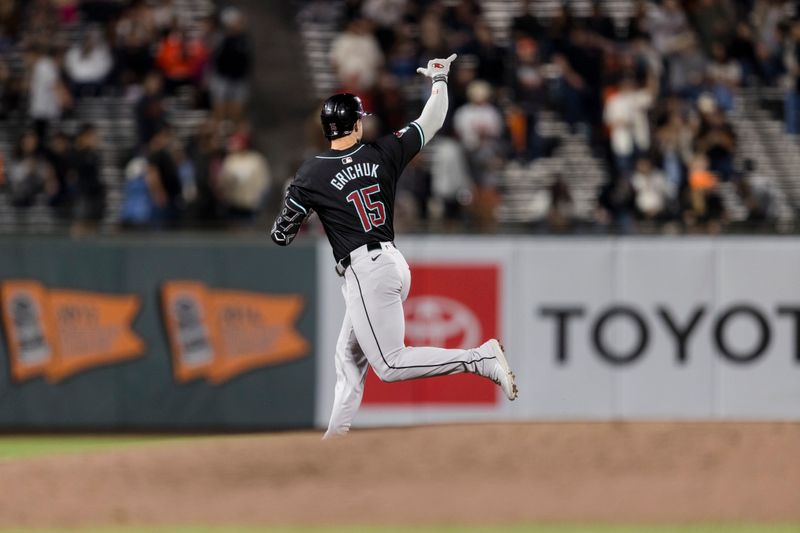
[0,236,797,430]
[0,238,317,429]
[316,237,800,428]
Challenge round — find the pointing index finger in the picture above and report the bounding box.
[446,53,457,63]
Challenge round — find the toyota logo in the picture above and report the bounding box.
[404,296,481,348]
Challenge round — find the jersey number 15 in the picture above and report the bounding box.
[346,184,386,232]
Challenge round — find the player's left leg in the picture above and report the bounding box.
[344,246,516,399]
[324,301,369,440]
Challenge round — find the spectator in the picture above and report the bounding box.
[604,75,655,178]
[695,95,737,181]
[784,20,800,134]
[453,79,504,185]
[360,0,407,52]
[218,132,269,223]
[507,37,544,160]
[44,131,74,219]
[597,177,637,234]
[736,158,776,226]
[0,0,20,45]
[666,35,707,99]
[559,28,606,134]
[429,132,472,230]
[188,120,226,224]
[396,156,430,226]
[460,19,506,87]
[728,21,762,84]
[418,11,449,62]
[27,46,65,143]
[752,0,786,82]
[114,0,157,85]
[7,131,48,208]
[689,0,737,55]
[454,80,504,231]
[546,173,573,232]
[146,126,183,224]
[655,103,692,195]
[330,18,383,92]
[120,155,155,227]
[442,0,482,52]
[386,33,419,81]
[707,41,741,111]
[64,28,114,98]
[646,0,693,59]
[135,71,167,147]
[71,124,106,235]
[156,27,208,94]
[0,58,22,119]
[631,157,671,220]
[453,80,503,153]
[210,7,252,122]
[686,152,725,232]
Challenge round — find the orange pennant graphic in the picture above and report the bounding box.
[1,280,145,383]
[45,289,144,382]
[207,290,308,384]
[161,281,309,384]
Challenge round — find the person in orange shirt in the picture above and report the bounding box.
[687,153,725,232]
[155,28,208,94]
[689,153,717,191]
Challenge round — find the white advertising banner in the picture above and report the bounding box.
[315,237,800,428]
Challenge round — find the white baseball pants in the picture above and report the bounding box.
[324,242,495,439]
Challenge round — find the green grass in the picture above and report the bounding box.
[0,436,183,459]
[1,525,799,533]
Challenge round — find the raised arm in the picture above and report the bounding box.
[413,53,456,146]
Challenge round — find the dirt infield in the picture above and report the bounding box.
[0,422,798,528]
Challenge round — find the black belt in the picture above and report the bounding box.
[336,242,392,276]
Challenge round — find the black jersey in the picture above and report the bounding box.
[271,122,424,262]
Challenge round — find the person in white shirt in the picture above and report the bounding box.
[604,76,655,178]
[28,47,63,142]
[330,19,383,91]
[631,157,672,220]
[64,29,113,97]
[453,80,504,228]
[219,133,270,222]
[453,80,503,152]
[429,132,472,227]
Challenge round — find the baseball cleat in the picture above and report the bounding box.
[481,339,518,401]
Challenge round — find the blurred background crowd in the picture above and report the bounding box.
[0,0,266,234]
[1,0,799,236]
[299,0,800,235]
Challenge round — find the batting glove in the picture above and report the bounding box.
[416,53,457,84]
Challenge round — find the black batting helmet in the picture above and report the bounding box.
[320,93,368,139]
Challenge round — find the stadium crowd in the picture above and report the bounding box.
[302,0,798,234]
[0,0,267,233]
[0,0,797,235]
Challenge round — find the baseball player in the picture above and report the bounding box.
[271,54,517,439]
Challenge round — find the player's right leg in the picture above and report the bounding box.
[324,303,369,439]
[344,250,516,399]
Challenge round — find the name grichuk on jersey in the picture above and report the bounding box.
[271,122,424,262]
